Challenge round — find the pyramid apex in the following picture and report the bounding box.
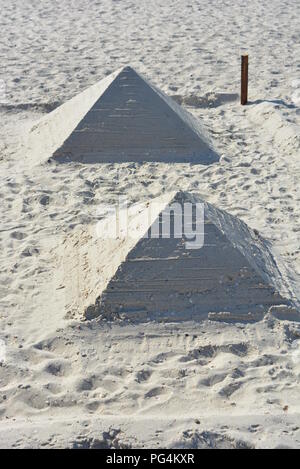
[171,190,204,205]
[120,65,137,72]
[116,65,139,76]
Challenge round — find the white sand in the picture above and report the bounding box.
[1,0,300,449]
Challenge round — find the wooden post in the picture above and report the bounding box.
[241,54,248,105]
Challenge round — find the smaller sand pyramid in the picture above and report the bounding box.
[59,192,296,322]
[24,67,218,164]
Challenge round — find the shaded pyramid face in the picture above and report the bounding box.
[26,67,219,164]
[61,192,295,322]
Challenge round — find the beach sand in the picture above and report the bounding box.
[0,0,300,448]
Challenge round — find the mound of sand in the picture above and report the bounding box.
[248,102,300,156]
[57,191,296,322]
[22,66,219,165]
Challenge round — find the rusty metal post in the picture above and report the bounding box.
[241,54,249,105]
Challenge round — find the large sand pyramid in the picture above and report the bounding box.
[25,66,218,164]
[60,191,296,322]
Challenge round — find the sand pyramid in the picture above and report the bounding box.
[25,67,218,164]
[60,191,295,322]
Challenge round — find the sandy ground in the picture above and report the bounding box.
[0,0,300,449]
